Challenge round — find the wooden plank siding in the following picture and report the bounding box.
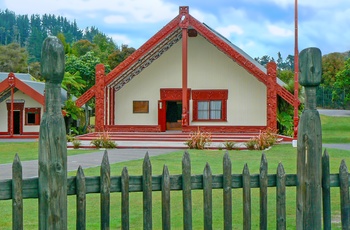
[2,150,350,229]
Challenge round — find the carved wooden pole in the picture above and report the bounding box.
[95,64,105,132]
[39,36,67,229]
[296,47,322,230]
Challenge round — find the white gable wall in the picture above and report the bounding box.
[0,91,43,133]
[188,35,266,126]
[114,41,182,125]
[114,34,267,126]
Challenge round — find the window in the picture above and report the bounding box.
[192,90,228,121]
[198,101,222,120]
[25,108,41,125]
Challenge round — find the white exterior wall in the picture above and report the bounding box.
[0,91,43,133]
[115,41,182,125]
[187,35,266,126]
[114,35,267,126]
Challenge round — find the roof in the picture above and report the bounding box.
[76,6,294,107]
[0,72,70,106]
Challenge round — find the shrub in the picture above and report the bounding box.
[185,128,211,149]
[66,134,75,143]
[245,128,278,150]
[91,131,117,149]
[72,139,81,149]
[223,141,236,150]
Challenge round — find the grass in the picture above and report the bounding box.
[0,144,348,229]
[321,114,350,143]
[0,114,349,228]
[0,141,97,164]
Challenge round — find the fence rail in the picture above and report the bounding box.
[1,150,350,229]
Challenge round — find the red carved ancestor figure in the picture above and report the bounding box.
[266,62,277,131]
[94,64,105,132]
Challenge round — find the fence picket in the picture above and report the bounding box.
[322,149,331,230]
[243,163,251,230]
[12,154,23,230]
[76,166,86,230]
[143,152,152,230]
[100,150,110,230]
[121,167,129,230]
[339,160,350,229]
[223,152,232,230]
[162,165,171,230]
[182,151,192,230]
[203,163,212,230]
[276,162,286,230]
[259,153,268,230]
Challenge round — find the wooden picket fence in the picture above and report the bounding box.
[0,149,349,229]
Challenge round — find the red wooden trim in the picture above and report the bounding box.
[0,77,9,92]
[95,64,105,132]
[104,15,182,87]
[25,107,41,125]
[182,125,267,133]
[106,125,161,132]
[160,88,191,100]
[266,62,277,130]
[192,89,228,100]
[14,77,44,105]
[6,102,24,135]
[105,87,108,126]
[75,85,96,108]
[192,90,228,121]
[180,7,189,126]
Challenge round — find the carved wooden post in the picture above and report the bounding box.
[39,36,67,229]
[296,47,322,229]
[266,61,277,131]
[95,64,105,132]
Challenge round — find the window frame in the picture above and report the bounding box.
[192,90,228,122]
[25,108,41,125]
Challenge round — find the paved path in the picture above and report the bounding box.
[0,148,177,180]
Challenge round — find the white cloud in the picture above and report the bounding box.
[109,34,131,46]
[216,25,244,38]
[267,24,293,37]
[104,15,127,24]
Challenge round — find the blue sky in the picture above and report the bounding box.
[1,0,350,60]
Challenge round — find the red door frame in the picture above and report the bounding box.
[158,88,191,132]
[6,102,24,135]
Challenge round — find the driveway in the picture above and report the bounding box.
[0,148,177,180]
[318,109,350,117]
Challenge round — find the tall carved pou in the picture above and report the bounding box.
[39,36,67,229]
[296,47,322,230]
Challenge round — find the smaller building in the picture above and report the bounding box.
[0,72,69,138]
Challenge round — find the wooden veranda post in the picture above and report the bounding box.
[38,36,67,229]
[296,47,322,229]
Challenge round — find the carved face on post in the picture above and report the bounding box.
[299,47,322,87]
[41,36,65,84]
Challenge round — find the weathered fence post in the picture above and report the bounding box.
[38,36,67,229]
[296,47,322,229]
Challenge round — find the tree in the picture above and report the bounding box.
[322,52,346,87]
[0,43,28,72]
[71,39,96,57]
[332,57,350,107]
[108,44,135,69]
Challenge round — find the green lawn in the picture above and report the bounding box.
[321,114,350,143]
[0,144,348,229]
[0,141,96,164]
[0,114,349,228]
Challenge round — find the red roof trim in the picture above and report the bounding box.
[14,77,44,105]
[104,14,182,86]
[0,74,44,105]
